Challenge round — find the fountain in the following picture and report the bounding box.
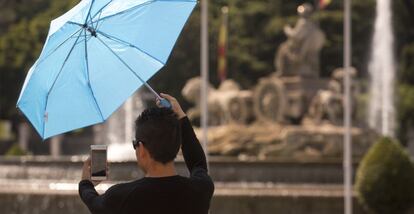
[93,89,147,161]
[368,0,396,137]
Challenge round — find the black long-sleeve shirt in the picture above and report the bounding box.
[79,117,214,214]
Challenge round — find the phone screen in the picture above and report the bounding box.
[91,149,107,178]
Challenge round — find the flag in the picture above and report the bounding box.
[217,6,229,82]
[319,0,332,9]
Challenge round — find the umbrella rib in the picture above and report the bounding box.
[47,30,84,96]
[90,0,113,21]
[83,30,105,121]
[35,27,83,69]
[68,21,83,27]
[95,36,163,99]
[76,35,92,46]
[85,0,95,24]
[94,14,105,31]
[93,6,104,30]
[90,0,196,32]
[90,0,196,25]
[97,30,165,66]
[42,30,84,137]
[90,0,156,25]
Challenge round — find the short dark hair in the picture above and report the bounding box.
[135,107,181,164]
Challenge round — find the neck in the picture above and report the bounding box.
[145,161,177,178]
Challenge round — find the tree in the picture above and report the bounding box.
[356,137,414,214]
[0,0,78,119]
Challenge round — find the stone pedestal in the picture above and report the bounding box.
[50,135,62,157]
[201,123,376,159]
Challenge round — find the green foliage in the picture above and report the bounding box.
[393,0,414,58]
[355,137,414,214]
[5,143,26,156]
[0,0,50,35]
[394,0,414,143]
[397,84,414,144]
[396,43,414,143]
[0,0,78,118]
[399,43,414,84]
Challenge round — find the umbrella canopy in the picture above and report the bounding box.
[17,0,197,139]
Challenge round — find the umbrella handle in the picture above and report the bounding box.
[141,81,172,109]
[159,98,172,109]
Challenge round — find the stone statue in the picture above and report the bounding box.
[181,77,215,125]
[275,3,325,78]
[179,4,372,160]
[307,67,357,125]
[181,77,254,126]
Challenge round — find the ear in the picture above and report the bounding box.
[135,146,139,158]
[139,144,149,160]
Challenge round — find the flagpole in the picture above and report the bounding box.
[201,0,210,168]
[344,0,353,213]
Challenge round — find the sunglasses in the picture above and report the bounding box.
[132,139,145,150]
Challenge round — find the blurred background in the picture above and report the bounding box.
[1,0,414,213]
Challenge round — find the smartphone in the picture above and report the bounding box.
[90,145,108,181]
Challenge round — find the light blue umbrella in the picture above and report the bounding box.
[17,0,197,139]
